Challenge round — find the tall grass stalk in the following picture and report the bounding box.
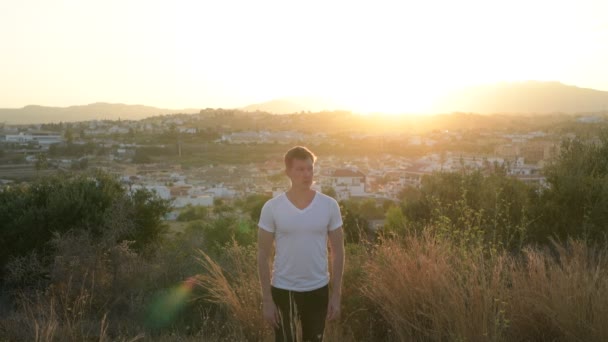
[507,239,608,341]
[194,242,270,341]
[361,233,510,342]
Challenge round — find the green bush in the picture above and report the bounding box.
[533,133,608,242]
[402,171,531,251]
[177,205,208,222]
[0,170,171,281]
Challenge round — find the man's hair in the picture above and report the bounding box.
[284,146,317,169]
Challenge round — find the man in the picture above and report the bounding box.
[258,146,344,342]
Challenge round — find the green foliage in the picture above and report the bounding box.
[384,205,407,236]
[534,133,608,242]
[34,153,48,174]
[64,126,73,143]
[0,171,171,278]
[212,198,234,216]
[342,198,384,221]
[428,194,487,255]
[70,157,88,170]
[48,142,96,157]
[235,194,271,222]
[321,185,337,200]
[359,198,384,220]
[403,171,531,251]
[177,205,208,222]
[340,201,369,243]
[187,215,257,255]
[128,188,172,249]
[133,146,173,164]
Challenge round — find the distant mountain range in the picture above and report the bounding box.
[241,96,343,114]
[243,83,608,115]
[1,82,607,124]
[432,81,608,114]
[0,103,199,125]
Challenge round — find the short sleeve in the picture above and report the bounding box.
[328,198,343,231]
[258,200,275,233]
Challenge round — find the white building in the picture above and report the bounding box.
[221,131,306,144]
[178,127,197,134]
[5,132,63,145]
[329,169,366,201]
[206,185,238,199]
[577,116,603,124]
[108,126,130,134]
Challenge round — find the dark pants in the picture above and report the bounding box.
[271,284,329,342]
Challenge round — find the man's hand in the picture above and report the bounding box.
[258,228,278,328]
[326,294,341,321]
[263,300,280,328]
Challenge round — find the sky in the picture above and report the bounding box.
[1,0,607,113]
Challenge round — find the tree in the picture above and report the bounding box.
[237,194,271,222]
[0,171,171,278]
[177,205,208,222]
[403,170,531,249]
[534,133,608,242]
[195,215,257,254]
[35,153,49,176]
[340,201,369,244]
[128,188,172,249]
[213,198,234,216]
[359,199,383,220]
[384,206,407,236]
[64,126,73,144]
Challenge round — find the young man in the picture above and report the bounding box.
[258,146,344,342]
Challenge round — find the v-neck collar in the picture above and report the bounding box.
[284,191,317,213]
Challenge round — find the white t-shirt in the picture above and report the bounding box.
[258,191,343,292]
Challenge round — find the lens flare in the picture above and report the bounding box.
[145,277,196,329]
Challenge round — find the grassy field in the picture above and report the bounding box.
[3,231,608,341]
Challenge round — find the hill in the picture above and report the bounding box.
[0,103,200,124]
[241,96,344,114]
[433,81,608,114]
[3,82,607,124]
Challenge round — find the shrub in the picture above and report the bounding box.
[0,171,171,281]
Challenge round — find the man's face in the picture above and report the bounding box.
[286,157,314,188]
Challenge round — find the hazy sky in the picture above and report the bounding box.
[1,0,607,113]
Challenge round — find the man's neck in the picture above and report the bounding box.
[287,186,314,198]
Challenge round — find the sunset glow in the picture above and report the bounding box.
[1,0,607,113]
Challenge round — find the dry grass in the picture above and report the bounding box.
[194,242,271,341]
[179,233,608,341]
[2,274,134,342]
[360,234,608,342]
[4,230,608,341]
[507,240,608,341]
[361,233,510,342]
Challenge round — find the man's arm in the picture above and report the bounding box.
[257,228,278,327]
[327,226,344,321]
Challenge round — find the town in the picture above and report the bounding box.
[1,109,605,222]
